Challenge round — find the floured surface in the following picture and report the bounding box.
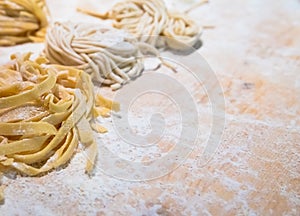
[0,0,300,215]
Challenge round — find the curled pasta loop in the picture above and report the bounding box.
[0,0,49,46]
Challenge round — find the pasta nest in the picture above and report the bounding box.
[78,0,202,50]
[163,13,201,50]
[44,22,150,90]
[0,53,118,181]
[108,0,169,46]
[0,0,49,46]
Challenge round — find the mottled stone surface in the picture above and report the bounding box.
[0,0,299,215]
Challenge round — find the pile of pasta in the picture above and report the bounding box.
[0,0,48,46]
[0,0,207,202]
[78,0,205,50]
[0,53,119,201]
[44,22,168,90]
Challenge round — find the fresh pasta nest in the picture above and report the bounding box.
[163,13,201,50]
[0,53,119,201]
[0,0,49,46]
[106,0,169,46]
[78,0,202,50]
[44,22,163,90]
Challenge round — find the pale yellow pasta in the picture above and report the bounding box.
[0,52,118,199]
[44,22,168,90]
[78,0,205,50]
[162,13,201,50]
[0,0,49,46]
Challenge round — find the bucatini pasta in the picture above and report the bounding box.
[78,0,205,50]
[44,22,170,90]
[0,53,119,201]
[0,0,49,46]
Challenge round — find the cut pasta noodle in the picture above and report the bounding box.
[0,0,49,46]
[78,0,206,50]
[0,53,118,200]
[44,22,169,90]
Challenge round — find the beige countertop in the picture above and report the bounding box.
[0,0,299,215]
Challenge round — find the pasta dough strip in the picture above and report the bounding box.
[0,122,57,136]
[0,135,50,155]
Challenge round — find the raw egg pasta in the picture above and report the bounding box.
[163,12,201,50]
[44,22,167,90]
[0,53,119,201]
[0,0,48,46]
[78,0,203,50]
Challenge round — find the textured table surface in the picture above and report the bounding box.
[0,0,299,215]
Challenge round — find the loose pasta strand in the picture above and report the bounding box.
[76,7,108,19]
[184,0,209,14]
